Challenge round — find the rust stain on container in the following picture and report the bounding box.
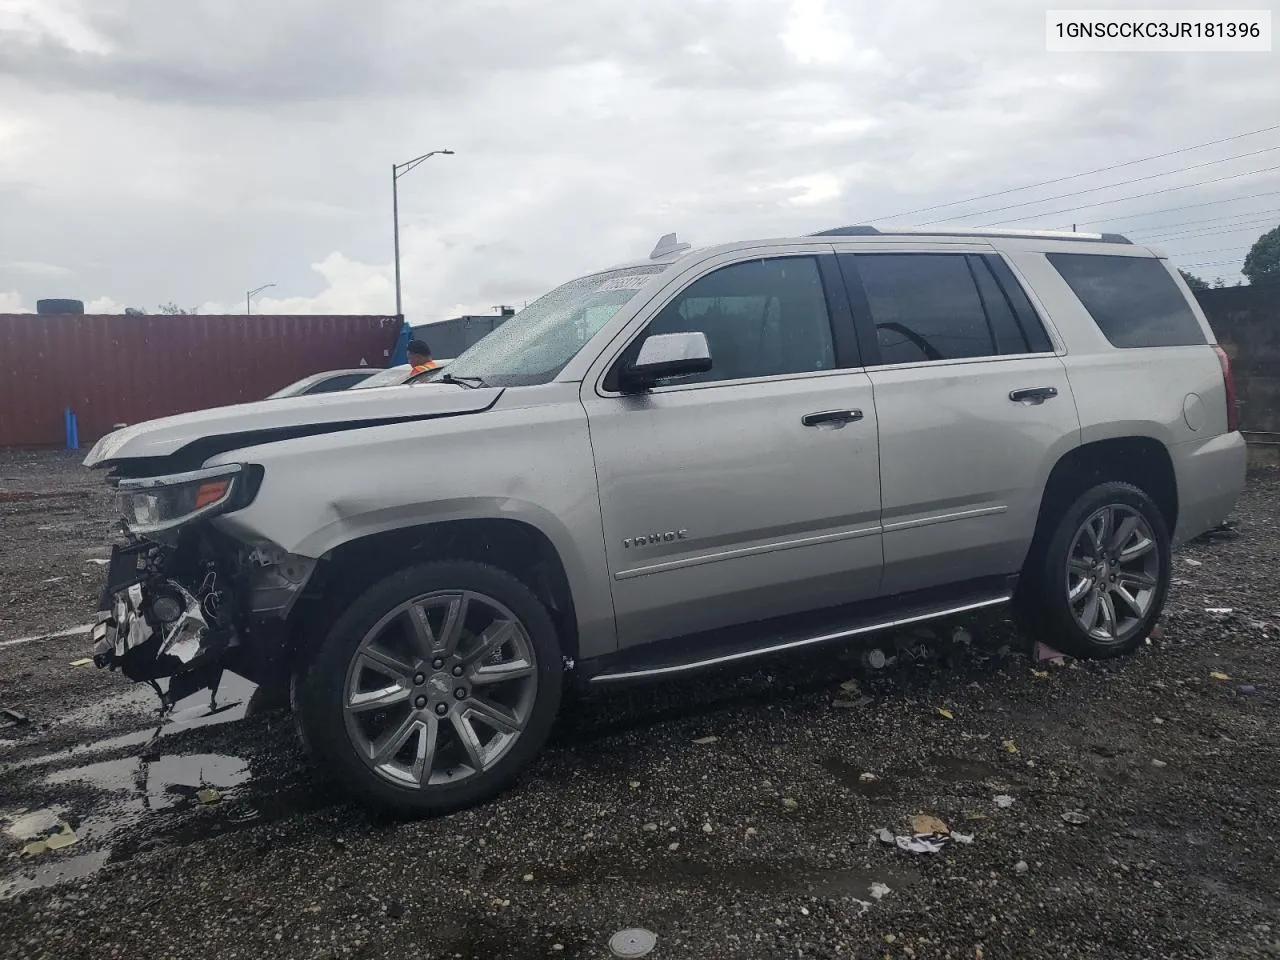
[0,314,400,447]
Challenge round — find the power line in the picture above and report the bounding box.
[1125,205,1280,235]
[1139,218,1280,243]
[918,144,1280,225]
[974,162,1280,226]
[859,122,1280,222]
[1078,190,1280,227]
[1160,245,1253,258]
[1179,259,1246,269]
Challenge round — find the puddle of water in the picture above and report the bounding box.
[46,752,251,809]
[0,849,110,900]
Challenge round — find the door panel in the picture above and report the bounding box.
[582,252,883,651]
[584,374,883,648]
[838,250,1081,595]
[869,357,1078,593]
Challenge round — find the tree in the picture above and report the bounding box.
[1179,269,1209,291]
[157,302,198,315]
[1243,225,1280,286]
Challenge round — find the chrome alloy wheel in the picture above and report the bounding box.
[342,590,539,788]
[1065,504,1161,643]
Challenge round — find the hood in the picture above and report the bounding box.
[84,383,504,470]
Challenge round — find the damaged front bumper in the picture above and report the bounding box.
[90,539,241,706]
[89,529,320,707]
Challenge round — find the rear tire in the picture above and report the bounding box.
[295,560,562,816]
[1017,482,1170,659]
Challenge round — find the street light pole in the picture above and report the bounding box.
[246,282,275,315]
[391,148,453,318]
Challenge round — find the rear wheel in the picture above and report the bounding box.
[296,561,562,815]
[1019,482,1170,658]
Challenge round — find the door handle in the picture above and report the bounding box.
[1009,386,1058,404]
[802,409,864,427]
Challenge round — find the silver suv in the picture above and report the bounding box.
[84,226,1246,815]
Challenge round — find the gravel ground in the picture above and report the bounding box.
[1,451,1278,960]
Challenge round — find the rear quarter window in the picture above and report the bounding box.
[1046,253,1207,348]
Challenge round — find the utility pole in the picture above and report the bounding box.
[246,282,275,315]
[391,149,454,318]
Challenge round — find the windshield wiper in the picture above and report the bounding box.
[433,373,486,389]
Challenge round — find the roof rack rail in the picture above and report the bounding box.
[811,225,1132,245]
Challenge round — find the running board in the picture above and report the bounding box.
[584,576,1015,685]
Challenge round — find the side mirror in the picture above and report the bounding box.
[619,332,713,392]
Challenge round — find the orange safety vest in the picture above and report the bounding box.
[410,360,440,376]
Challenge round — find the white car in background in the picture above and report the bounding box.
[267,369,379,399]
[350,360,454,390]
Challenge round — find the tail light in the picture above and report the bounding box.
[1213,345,1240,433]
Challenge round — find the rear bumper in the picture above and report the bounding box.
[1171,431,1248,545]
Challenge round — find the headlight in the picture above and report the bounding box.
[116,464,253,535]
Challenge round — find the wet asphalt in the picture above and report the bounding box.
[1,451,1278,960]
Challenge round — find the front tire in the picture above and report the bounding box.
[1019,482,1171,659]
[296,561,562,816]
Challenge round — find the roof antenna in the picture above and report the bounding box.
[650,233,691,260]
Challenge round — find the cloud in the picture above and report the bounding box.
[0,290,30,312]
[0,0,1276,316]
[1,260,73,277]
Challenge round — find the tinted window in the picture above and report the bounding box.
[305,373,370,395]
[852,254,995,364]
[971,257,1052,355]
[985,256,1053,353]
[1047,253,1207,348]
[635,257,835,385]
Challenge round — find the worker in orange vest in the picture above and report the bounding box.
[407,338,440,377]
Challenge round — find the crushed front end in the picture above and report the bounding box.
[88,462,315,710]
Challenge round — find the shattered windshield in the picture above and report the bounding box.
[444,264,666,387]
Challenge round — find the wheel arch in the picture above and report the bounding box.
[1027,435,1178,568]
[288,516,587,667]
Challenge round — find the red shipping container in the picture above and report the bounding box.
[0,314,401,448]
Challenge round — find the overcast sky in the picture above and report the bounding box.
[1,0,1277,319]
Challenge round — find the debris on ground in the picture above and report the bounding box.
[840,678,862,695]
[1002,739,1019,754]
[13,810,78,856]
[692,735,719,745]
[876,813,974,855]
[1210,672,1232,681]
[0,707,31,728]
[1014,860,1030,875]
[782,797,799,810]
[936,708,954,720]
[1239,685,1257,695]
[1152,759,1168,768]
[1032,669,1050,679]
[196,788,221,805]
[1184,558,1202,566]
[68,658,93,667]
[870,882,892,900]
[1061,811,1090,825]
[1034,641,1068,662]
[1206,607,1234,616]
[994,794,1016,808]
[912,813,949,835]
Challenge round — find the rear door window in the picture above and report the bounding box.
[844,254,995,364]
[1046,253,1207,348]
